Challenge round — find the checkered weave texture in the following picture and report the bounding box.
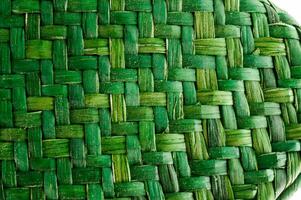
[1,0,301,199]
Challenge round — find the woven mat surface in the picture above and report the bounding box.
[1,0,301,199]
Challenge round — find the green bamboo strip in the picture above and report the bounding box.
[194,38,227,55]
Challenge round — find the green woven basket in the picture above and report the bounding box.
[1,0,301,199]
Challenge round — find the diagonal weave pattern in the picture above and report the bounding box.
[1,0,301,199]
